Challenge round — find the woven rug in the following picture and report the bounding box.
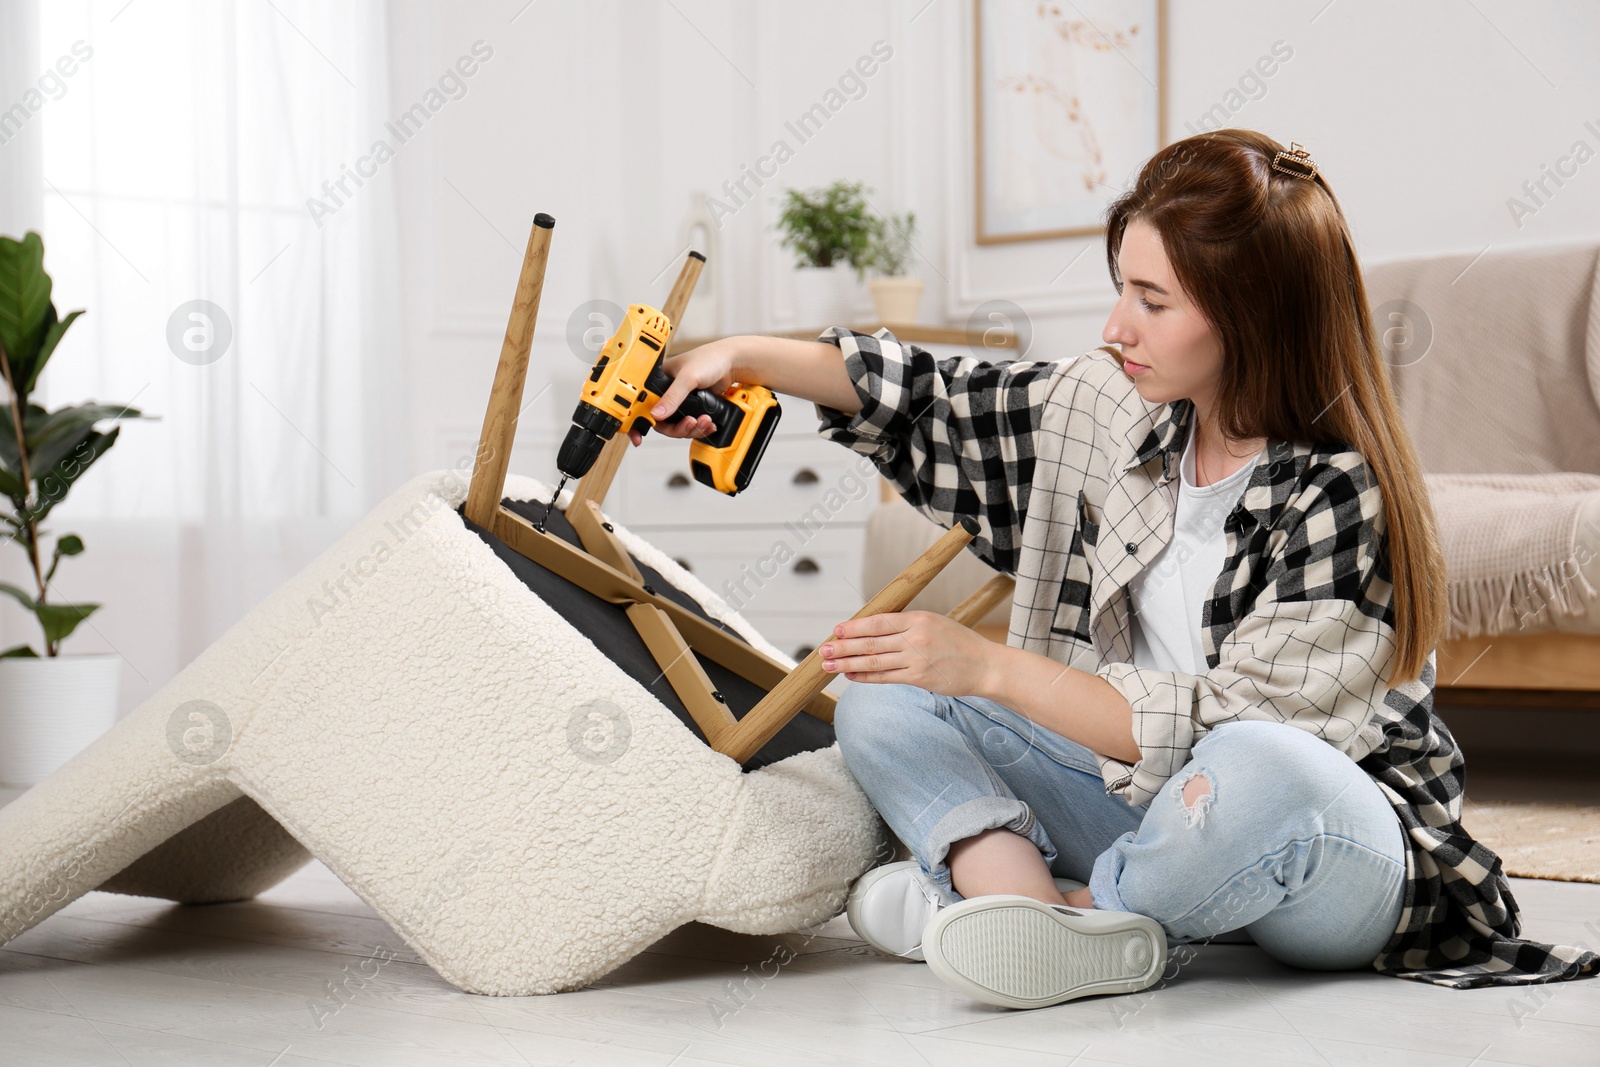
[1462,799,1600,883]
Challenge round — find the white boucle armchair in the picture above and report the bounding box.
[0,470,887,995]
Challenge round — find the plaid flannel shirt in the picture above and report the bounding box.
[813,326,1599,990]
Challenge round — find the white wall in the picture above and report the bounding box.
[391,0,1600,483]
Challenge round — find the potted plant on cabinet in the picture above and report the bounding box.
[0,231,150,788]
[866,210,923,325]
[774,180,879,326]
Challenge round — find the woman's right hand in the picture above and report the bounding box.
[629,339,741,446]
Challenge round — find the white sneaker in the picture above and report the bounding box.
[846,861,1089,963]
[922,894,1165,1009]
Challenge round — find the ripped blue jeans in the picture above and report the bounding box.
[833,683,1407,970]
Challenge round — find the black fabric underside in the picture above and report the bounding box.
[460,499,836,771]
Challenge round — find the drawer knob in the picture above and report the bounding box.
[792,467,820,485]
[795,644,815,659]
[792,556,821,575]
[672,556,694,572]
[666,472,691,489]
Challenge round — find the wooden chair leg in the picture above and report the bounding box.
[716,517,984,765]
[948,574,1015,629]
[466,214,556,528]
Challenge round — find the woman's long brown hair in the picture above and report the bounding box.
[1103,128,1447,686]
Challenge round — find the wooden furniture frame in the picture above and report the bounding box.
[1435,632,1600,702]
[464,215,1012,763]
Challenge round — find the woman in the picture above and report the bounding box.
[638,129,1597,1008]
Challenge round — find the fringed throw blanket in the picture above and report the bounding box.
[1427,473,1600,639]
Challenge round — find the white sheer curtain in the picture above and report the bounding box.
[36,0,405,517]
[0,0,406,710]
[0,0,44,237]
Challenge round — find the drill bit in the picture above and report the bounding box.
[535,474,568,533]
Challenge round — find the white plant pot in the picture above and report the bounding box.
[790,263,859,327]
[869,276,925,325]
[0,653,122,788]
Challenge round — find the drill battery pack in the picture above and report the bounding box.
[687,383,780,495]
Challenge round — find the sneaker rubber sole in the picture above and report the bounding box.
[846,863,1092,963]
[922,894,1165,1009]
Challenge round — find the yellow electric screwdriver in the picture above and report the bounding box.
[535,302,782,531]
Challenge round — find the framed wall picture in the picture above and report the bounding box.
[974,0,1168,245]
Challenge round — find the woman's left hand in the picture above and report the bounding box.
[819,610,1003,698]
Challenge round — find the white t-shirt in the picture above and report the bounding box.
[1128,419,1261,674]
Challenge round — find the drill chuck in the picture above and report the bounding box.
[556,403,621,480]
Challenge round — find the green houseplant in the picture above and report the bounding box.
[0,230,150,785]
[864,210,924,325]
[775,180,881,326]
[775,180,880,276]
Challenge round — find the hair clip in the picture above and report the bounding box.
[1271,141,1318,180]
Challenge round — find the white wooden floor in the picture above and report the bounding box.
[1,848,1597,1067]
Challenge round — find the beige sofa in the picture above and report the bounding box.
[863,241,1600,702]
